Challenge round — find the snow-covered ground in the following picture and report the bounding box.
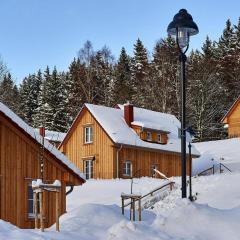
[1,138,240,240]
[1,174,240,240]
[193,138,240,174]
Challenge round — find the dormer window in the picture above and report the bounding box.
[84,126,93,143]
[146,132,152,141]
[157,133,162,143]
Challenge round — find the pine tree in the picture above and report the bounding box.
[68,58,85,121]
[187,50,225,141]
[0,73,20,113]
[41,67,68,132]
[150,36,179,114]
[19,71,42,125]
[131,38,150,107]
[112,47,132,104]
[217,19,238,102]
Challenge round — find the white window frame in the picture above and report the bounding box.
[28,184,40,218]
[123,161,132,177]
[157,133,162,143]
[84,126,93,144]
[146,131,152,141]
[85,159,93,179]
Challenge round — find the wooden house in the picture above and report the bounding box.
[222,96,240,138]
[59,103,200,179]
[0,102,85,229]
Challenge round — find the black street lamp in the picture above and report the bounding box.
[167,9,199,198]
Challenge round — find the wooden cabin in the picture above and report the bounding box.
[222,96,240,138]
[59,103,200,179]
[0,102,85,229]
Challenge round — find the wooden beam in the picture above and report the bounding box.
[56,191,60,232]
[34,192,38,229]
[39,191,44,232]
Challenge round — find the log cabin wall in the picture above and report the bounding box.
[0,113,81,229]
[117,147,189,178]
[227,104,240,138]
[60,108,115,179]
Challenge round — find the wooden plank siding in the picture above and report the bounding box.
[0,113,82,228]
[117,147,189,178]
[227,104,240,137]
[60,108,115,179]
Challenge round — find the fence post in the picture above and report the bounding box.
[39,191,44,232]
[138,198,141,221]
[56,191,60,232]
[121,197,124,215]
[132,199,135,221]
[34,192,38,229]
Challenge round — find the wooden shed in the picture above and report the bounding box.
[0,102,85,229]
[59,103,200,179]
[222,95,240,138]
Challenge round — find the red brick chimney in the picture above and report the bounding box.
[39,127,45,137]
[124,103,134,127]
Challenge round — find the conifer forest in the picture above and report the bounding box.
[1,19,240,141]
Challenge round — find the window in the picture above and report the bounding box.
[84,126,93,143]
[151,165,158,177]
[157,133,162,143]
[123,161,132,177]
[28,184,39,218]
[85,160,93,179]
[146,132,152,141]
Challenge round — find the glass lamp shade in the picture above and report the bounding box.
[177,27,189,49]
[167,9,198,49]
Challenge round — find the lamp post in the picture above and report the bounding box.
[167,9,198,198]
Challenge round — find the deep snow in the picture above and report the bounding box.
[1,173,240,240]
[1,138,240,240]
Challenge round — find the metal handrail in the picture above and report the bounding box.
[197,166,214,176]
[197,163,232,176]
[220,163,232,173]
[123,181,174,208]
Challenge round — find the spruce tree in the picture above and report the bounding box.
[131,38,150,107]
[19,71,42,125]
[112,47,132,104]
[0,73,20,114]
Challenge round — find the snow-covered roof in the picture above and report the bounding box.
[0,102,85,181]
[84,103,199,156]
[34,129,66,142]
[118,104,180,134]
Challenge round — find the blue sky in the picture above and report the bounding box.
[0,0,240,83]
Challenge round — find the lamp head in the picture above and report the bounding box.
[167,9,199,50]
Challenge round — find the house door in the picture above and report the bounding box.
[85,160,93,179]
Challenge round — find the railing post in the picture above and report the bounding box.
[130,199,132,221]
[213,164,214,175]
[220,163,222,174]
[121,197,124,215]
[132,199,135,221]
[138,198,141,221]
